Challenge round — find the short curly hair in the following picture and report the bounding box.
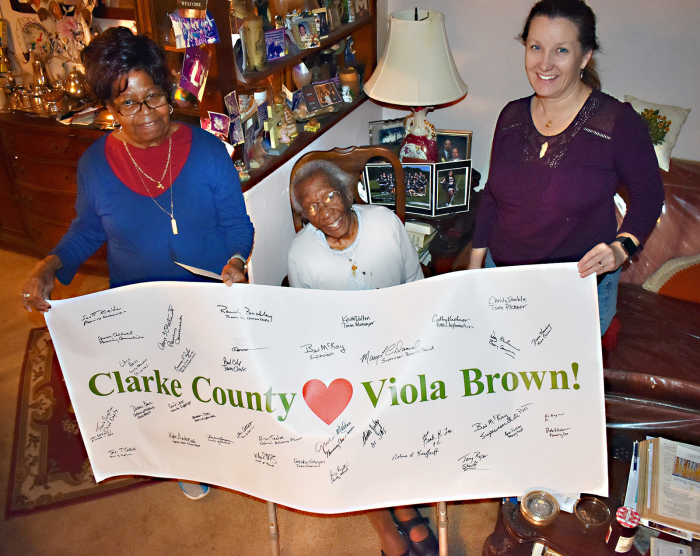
[290,160,356,214]
[80,26,171,105]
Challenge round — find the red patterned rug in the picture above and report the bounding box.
[5,328,153,518]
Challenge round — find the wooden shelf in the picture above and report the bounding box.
[242,94,369,191]
[237,17,373,85]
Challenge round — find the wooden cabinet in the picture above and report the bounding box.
[134,0,378,189]
[0,112,109,274]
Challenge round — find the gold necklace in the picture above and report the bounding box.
[123,137,172,190]
[538,88,584,128]
[125,140,178,235]
[348,212,360,276]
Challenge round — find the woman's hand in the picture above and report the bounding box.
[21,255,63,313]
[467,247,488,270]
[577,241,628,278]
[221,257,248,286]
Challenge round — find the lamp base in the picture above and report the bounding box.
[399,107,437,163]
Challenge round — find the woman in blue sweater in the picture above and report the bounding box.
[21,27,254,309]
[20,28,254,500]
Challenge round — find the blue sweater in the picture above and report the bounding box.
[52,125,254,288]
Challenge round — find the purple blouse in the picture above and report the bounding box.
[472,89,664,266]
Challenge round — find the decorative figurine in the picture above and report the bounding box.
[264,102,285,150]
[284,104,299,138]
[304,117,320,132]
[341,85,352,103]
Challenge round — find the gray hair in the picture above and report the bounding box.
[290,160,356,214]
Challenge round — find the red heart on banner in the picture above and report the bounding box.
[302,379,353,425]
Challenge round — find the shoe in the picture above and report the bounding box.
[393,513,439,556]
[178,481,210,500]
[381,526,410,556]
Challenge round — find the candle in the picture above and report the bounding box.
[338,68,359,97]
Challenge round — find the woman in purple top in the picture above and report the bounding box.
[469,0,664,335]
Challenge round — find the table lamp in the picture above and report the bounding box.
[364,9,467,162]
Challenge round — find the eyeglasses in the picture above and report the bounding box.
[305,190,342,216]
[114,93,168,116]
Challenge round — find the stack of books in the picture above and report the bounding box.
[632,437,700,541]
[405,221,437,265]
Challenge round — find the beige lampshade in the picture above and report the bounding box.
[364,10,467,106]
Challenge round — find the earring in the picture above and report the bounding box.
[112,121,122,134]
[169,105,174,114]
[580,67,585,80]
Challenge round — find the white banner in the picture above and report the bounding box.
[45,263,607,514]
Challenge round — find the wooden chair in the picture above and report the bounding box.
[289,145,406,232]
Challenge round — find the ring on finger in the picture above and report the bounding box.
[599,261,604,269]
[21,293,30,298]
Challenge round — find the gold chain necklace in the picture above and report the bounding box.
[124,139,178,235]
[538,88,583,128]
[123,137,172,190]
[348,212,360,276]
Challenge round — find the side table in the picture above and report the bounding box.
[482,430,699,556]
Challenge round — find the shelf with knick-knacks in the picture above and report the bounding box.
[133,0,378,188]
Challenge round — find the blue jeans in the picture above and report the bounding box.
[484,251,620,336]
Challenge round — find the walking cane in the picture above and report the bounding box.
[437,501,448,556]
[267,501,280,556]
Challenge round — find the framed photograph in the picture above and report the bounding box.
[364,163,433,216]
[265,28,285,61]
[180,46,211,101]
[314,81,343,107]
[435,130,472,162]
[354,0,370,18]
[312,7,330,39]
[224,91,240,118]
[169,10,220,49]
[435,160,472,215]
[208,111,231,138]
[368,118,405,147]
[290,15,320,49]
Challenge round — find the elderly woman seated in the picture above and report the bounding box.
[288,160,423,290]
[287,160,435,556]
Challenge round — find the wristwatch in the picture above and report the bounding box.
[227,254,248,273]
[614,235,638,259]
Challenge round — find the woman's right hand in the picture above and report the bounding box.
[468,247,488,270]
[21,255,63,313]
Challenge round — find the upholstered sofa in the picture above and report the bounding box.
[603,158,700,444]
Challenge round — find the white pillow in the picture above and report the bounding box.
[624,95,691,172]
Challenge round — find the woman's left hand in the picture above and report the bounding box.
[221,258,248,286]
[577,242,626,278]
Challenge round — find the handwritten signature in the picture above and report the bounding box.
[531,324,552,347]
[488,332,520,359]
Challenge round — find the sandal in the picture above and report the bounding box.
[393,513,439,556]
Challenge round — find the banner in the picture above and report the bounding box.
[45,263,608,514]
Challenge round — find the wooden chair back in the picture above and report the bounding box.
[289,145,406,233]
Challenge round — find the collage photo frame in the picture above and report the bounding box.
[364,159,472,217]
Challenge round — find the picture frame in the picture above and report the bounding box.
[312,7,330,39]
[290,14,320,49]
[435,130,472,162]
[264,28,285,61]
[364,163,433,216]
[435,160,472,215]
[354,0,370,18]
[368,118,405,148]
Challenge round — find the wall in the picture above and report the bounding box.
[381,0,700,178]
[245,101,382,285]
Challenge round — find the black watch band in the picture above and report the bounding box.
[614,235,638,258]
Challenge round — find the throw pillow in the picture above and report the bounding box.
[624,95,691,172]
[642,254,700,304]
